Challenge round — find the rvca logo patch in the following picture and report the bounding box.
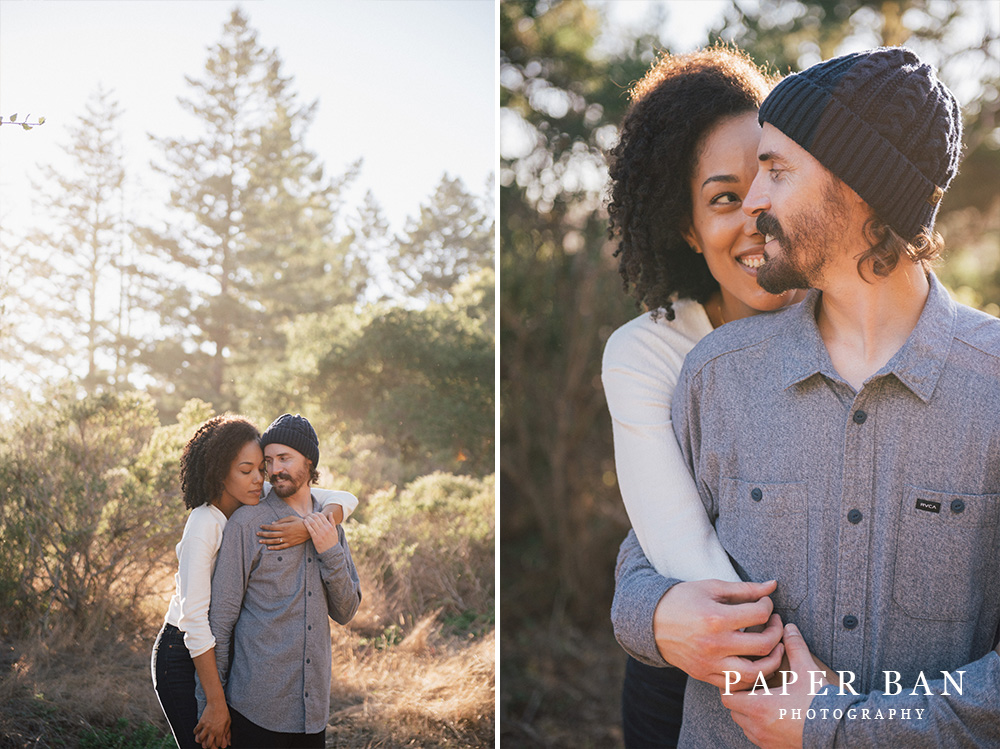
[915,498,941,514]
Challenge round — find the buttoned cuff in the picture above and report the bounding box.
[317,525,348,566]
[802,683,862,749]
[612,574,682,668]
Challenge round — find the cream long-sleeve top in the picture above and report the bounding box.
[602,299,740,583]
[163,484,359,657]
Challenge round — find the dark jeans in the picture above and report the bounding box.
[152,622,200,749]
[230,708,325,749]
[621,656,686,749]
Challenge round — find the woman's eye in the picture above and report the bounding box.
[710,192,740,205]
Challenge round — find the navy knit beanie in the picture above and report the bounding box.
[260,413,319,466]
[758,47,963,242]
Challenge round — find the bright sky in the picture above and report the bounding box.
[592,0,730,53]
[0,0,495,237]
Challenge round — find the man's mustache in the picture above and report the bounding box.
[756,211,784,241]
[271,472,293,482]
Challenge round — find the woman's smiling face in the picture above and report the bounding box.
[682,111,798,319]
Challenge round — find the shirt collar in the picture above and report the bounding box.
[881,273,956,402]
[263,487,321,516]
[781,290,839,390]
[782,273,956,402]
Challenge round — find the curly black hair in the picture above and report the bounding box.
[607,44,776,320]
[180,414,261,510]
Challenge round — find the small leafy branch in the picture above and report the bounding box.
[1,113,46,130]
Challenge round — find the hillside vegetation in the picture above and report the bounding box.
[0,395,494,747]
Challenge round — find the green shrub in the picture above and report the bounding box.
[0,391,172,638]
[349,472,494,622]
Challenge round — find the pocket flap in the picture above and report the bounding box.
[902,486,1000,528]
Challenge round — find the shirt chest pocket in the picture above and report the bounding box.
[893,487,1000,622]
[716,479,809,612]
[250,549,301,600]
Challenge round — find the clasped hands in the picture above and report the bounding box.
[193,700,230,749]
[654,579,834,748]
[256,509,341,554]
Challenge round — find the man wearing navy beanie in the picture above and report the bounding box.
[612,47,1000,748]
[260,413,322,493]
[208,413,362,746]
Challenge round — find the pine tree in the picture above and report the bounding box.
[139,8,358,415]
[16,85,133,392]
[389,174,494,303]
[346,190,394,303]
[0,230,36,404]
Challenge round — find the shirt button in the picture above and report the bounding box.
[750,487,763,502]
[306,658,311,664]
[843,615,858,630]
[951,499,966,513]
[853,410,867,424]
[308,625,312,631]
[308,557,312,563]
[277,556,282,561]
[847,509,862,524]
[308,591,312,596]
[305,691,309,698]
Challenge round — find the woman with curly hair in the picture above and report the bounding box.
[602,45,803,746]
[151,414,357,749]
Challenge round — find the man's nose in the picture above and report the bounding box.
[743,173,768,217]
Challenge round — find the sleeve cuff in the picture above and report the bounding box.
[317,490,359,520]
[630,576,680,668]
[186,637,217,659]
[802,683,862,748]
[317,525,349,566]
[611,531,681,668]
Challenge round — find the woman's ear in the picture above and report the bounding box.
[681,225,702,254]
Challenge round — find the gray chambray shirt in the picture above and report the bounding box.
[612,273,1000,747]
[209,489,361,734]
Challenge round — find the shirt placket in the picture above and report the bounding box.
[303,538,321,728]
[832,380,878,684]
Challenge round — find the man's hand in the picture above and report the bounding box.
[303,511,339,554]
[653,578,785,689]
[193,699,231,749]
[258,515,308,550]
[721,623,830,748]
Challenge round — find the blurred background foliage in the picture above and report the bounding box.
[499,0,999,745]
[0,8,494,747]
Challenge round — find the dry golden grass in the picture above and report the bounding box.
[327,614,495,748]
[0,562,495,748]
[0,626,167,747]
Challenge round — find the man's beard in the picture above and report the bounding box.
[755,180,848,294]
[270,468,307,498]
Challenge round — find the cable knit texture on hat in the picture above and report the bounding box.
[260,413,319,466]
[758,47,963,241]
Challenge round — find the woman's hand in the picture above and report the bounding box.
[194,699,231,749]
[303,511,339,554]
[258,515,308,550]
